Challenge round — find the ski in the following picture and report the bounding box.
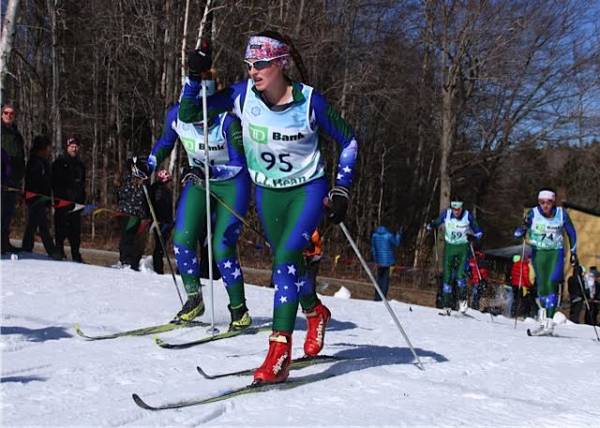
[527,328,553,337]
[132,372,340,411]
[438,311,478,320]
[196,355,347,380]
[74,320,208,341]
[153,325,271,349]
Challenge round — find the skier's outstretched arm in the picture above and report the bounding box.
[514,209,533,239]
[147,104,179,172]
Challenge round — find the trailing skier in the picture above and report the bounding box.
[514,188,577,336]
[427,197,483,315]
[179,31,359,384]
[147,79,252,331]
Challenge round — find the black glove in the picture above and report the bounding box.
[181,165,210,186]
[187,40,212,80]
[326,186,349,225]
[130,157,149,180]
[570,253,579,267]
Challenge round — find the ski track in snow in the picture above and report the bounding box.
[2,258,600,426]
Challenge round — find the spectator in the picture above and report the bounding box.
[1,104,25,254]
[303,228,324,290]
[510,254,535,318]
[569,266,600,325]
[587,267,599,325]
[115,158,149,271]
[371,225,402,301]
[52,136,86,262]
[21,136,59,259]
[149,169,173,274]
[467,250,489,310]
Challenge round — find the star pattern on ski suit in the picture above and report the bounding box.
[274,263,300,308]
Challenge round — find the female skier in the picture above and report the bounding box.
[514,188,577,336]
[147,82,251,331]
[179,31,359,384]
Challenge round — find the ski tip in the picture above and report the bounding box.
[74,324,90,339]
[132,393,156,410]
[196,366,213,380]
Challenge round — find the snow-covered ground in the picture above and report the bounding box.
[2,255,599,426]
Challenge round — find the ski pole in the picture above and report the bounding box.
[574,263,600,342]
[339,222,424,370]
[513,239,526,329]
[432,227,439,266]
[432,225,440,288]
[201,82,218,336]
[142,184,184,306]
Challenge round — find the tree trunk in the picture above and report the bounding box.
[0,0,20,98]
[47,0,62,154]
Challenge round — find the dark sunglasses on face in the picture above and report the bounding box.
[2,111,15,116]
[243,54,288,71]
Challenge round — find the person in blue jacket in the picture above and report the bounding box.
[371,226,403,301]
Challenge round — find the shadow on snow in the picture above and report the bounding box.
[1,375,47,384]
[1,325,73,342]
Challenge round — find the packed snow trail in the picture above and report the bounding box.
[2,258,599,426]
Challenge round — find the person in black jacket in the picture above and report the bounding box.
[52,136,86,262]
[115,158,149,271]
[1,104,25,254]
[149,169,173,274]
[21,136,59,258]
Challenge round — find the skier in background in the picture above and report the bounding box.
[514,188,577,336]
[427,197,483,315]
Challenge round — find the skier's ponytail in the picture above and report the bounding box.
[255,30,308,84]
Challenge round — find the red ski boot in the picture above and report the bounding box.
[303,303,331,357]
[253,332,292,385]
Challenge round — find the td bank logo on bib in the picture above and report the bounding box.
[249,124,268,144]
[249,124,305,144]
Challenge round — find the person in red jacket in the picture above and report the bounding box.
[511,255,535,318]
[467,250,489,310]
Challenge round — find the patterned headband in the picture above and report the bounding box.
[245,36,289,67]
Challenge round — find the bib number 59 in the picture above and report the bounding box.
[261,152,293,172]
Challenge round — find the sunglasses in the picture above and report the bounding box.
[2,111,15,116]
[243,54,288,71]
